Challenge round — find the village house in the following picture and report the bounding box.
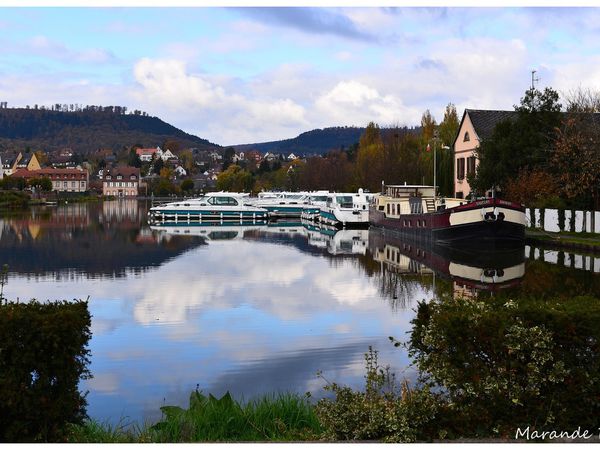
[245,150,262,162]
[287,153,298,160]
[452,109,517,199]
[2,151,42,175]
[11,168,89,192]
[102,166,140,197]
[136,146,159,162]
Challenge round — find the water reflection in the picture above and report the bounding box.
[0,200,205,279]
[1,203,599,429]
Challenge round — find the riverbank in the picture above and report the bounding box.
[525,228,600,253]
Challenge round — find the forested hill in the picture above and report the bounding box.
[233,126,366,155]
[0,108,220,154]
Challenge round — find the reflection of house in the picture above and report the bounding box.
[11,168,89,192]
[102,198,140,222]
[453,109,517,199]
[102,167,140,197]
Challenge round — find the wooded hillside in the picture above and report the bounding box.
[0,108,220,154]
[234,126,369,155]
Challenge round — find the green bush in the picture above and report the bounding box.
[0,190,30,209]
[408,294,600,439]
[0,300,92,442]
[315,348,447,442]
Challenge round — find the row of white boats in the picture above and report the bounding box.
[147,189,373,228]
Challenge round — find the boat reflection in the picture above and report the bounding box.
[368,228,525,299]
[151,222,526,298]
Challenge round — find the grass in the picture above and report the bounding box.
[67,391,322,443]
[526,228,600,249]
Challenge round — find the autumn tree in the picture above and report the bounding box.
[551,115,600,209]
[179,149,195,173]
[420,109,437,142]
[437,104,459,197]
[503,167,559,207]
[216,164,254,192]
[355,122,384,191]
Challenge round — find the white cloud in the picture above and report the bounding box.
[132,57,308,144]
[315,80,419,127]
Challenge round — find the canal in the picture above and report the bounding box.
[1,199,598,427]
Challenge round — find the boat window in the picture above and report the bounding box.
[337,196,353,208]
[208,196,239,206]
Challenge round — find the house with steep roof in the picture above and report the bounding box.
[102,167,140,197]
[452,109,518,199]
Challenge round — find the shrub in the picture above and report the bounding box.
[0,300,92,442]
[315,347,447,442]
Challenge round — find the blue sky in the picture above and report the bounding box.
[1,7,600,145]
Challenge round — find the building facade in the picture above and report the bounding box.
[102,167,140,197]
[11,168,89,192]
[452,109,517,199]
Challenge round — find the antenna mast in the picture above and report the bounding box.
[531,70,540,90]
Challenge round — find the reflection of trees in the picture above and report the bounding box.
[0,203,205,277]
[408,292,600,438]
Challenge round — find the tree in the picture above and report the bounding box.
[127,148,142,168]
[28,177,52,192]
[222,147,236,172]
[563,87,600,113]
[356,122,384,191]
[420,110,437,142]
[159,167,173,180]
[471,86,562,194]
[180,179,194,193]
[550,115,600,208]
[216,164,254,192]
[153,157,164,175]
[437,104,459,197]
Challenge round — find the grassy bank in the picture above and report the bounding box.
[526,228,600,252]
[67,392,321,443]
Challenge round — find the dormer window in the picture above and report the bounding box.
[463,131,470,142]
[130,175,137,180]
[106,175,112,180]
[117,175,122,180]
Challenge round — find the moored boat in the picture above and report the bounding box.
[370,184,526,246]
[148,192,268,223]
[300,191,330,221]
[252,192,311,218]
[318,189,370,228]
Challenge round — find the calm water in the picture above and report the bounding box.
[1,200,599,426]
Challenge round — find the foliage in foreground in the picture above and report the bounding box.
[0,299,91,442]
[315,348,447,443]
[69,391,321,443]
[409,293,600,439]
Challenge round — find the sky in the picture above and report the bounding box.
[1,7,600,145]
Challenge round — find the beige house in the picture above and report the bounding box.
[102,167,140,197]
[452,109,517,199]
[11,168,89,192]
